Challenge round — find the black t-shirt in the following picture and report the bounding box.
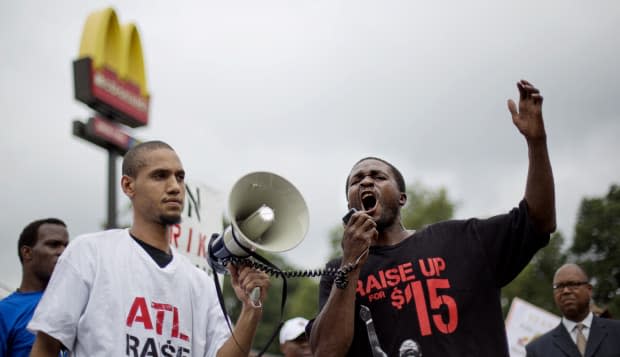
[309,200,549,357]
[131,235,173,268]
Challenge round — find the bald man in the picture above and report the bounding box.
[29,141,270,357]
[526,263,620,357]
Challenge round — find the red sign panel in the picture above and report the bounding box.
[74,57,150,128]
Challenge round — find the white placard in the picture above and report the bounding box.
[168,181,224,274]
[505,297,561,356]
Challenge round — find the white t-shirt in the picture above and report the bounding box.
[28,229,230,357]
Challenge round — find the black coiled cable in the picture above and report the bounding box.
[225,256,341,278]
[225,255,361,289]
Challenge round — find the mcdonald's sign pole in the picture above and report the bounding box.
[72,8,149,229]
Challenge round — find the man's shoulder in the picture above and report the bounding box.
[0,292,40,321]
[0,292,40,307]
[58,229,129,267]
[525,324,560,351]
[0,291,15,304]
[595,316,620,330]
[0,293,16,314]
[68,229,128,249]
[409,219,471,240]
[74,228,127,241]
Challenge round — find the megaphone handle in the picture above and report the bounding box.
[250,286,262,308]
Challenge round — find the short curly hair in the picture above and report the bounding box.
[18,218,66,263]
[122,140,174,178]
[345,157,406,196]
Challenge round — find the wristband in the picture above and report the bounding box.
[335,247,369,289]
[335,262,356,289]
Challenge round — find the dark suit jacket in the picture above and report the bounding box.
[525,316,620,357]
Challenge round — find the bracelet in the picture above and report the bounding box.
[334,263,356,289]
[335,247,369,289]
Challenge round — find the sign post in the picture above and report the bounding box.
[72,8,150,228]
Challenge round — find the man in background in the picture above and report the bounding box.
[279,317,312,357]
[0,218,69,356]
[526,263,620,356]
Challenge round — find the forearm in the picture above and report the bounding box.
[310,272,359,357]
[217,305,262,357]
[524,138,556,233]
[29,331,62,357]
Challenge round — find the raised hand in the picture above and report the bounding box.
[507,79,546,142]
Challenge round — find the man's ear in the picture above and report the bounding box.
[399,192,407,207]
[121,175,135,198]
[21,245,32,262]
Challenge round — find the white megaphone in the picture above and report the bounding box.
[208,172,309,274]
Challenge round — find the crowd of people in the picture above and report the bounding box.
[1,80,618,356]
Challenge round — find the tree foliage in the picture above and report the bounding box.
[503,183,620,319]
[570,184,620,317]
[401,181,456,230]
[501,232,567,316]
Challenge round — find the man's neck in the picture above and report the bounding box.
[565,311,592,324]
[130,220,170,253]
[18,272,46,293]
[375,222,411,246]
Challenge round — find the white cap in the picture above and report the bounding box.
[279,317,309,344]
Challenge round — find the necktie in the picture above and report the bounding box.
[575,323,587,356]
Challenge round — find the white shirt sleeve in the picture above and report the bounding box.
[202,273,232,357]
[27,252,90,351]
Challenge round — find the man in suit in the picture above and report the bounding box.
[526,263,620,357]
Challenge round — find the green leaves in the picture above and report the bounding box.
[501,232,567,316]
[401,182,456,230]
[502,183,620,318]
[571,184,620,317]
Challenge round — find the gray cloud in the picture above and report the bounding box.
[1,0,619,290]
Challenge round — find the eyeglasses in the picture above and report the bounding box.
[553,281,589,290]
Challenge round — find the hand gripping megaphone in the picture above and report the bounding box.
[207,172,309,274]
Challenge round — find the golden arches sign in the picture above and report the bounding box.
[74,8,150,128]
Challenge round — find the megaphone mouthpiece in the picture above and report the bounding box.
[239,205,275,243]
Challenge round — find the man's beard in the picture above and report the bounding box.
[375,204,399,230]
[159,213,182,225]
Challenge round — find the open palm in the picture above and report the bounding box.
[507,80,546,141]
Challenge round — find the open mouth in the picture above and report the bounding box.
[361,192,377,211]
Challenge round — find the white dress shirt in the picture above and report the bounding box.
[562,311,593,344]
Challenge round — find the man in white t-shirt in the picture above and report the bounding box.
[29,140,271,357]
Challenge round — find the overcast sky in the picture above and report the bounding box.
[1,0,619,292]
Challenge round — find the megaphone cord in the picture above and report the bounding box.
[225,256,341,278]
[225,246,368,283]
